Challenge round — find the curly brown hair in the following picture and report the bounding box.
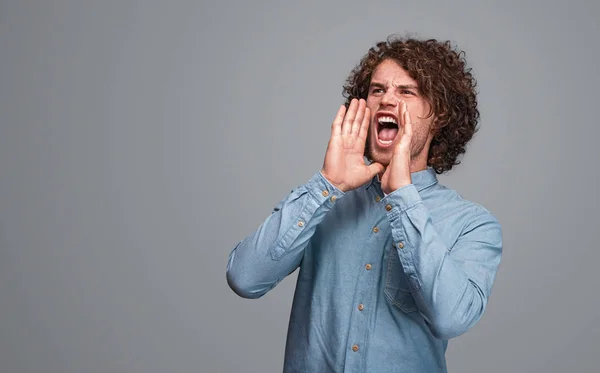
[343,35,480,174]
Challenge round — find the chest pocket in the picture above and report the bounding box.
[384,246,418,313]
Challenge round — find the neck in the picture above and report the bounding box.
[377,161,428,181]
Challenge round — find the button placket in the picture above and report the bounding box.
[346,208,389,366]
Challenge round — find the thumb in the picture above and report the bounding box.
[367,162,385,178]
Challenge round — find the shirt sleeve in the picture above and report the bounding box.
[383,184,503,340]
[226,171,345,299]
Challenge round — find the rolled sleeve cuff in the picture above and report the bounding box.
[270,172,345,260]
[307,171,345,206]
[382,184,422,220]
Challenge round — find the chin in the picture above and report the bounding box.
[367,149,392,167]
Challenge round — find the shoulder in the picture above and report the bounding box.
[429,182,502,233]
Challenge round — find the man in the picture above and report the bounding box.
[226,35,502,373]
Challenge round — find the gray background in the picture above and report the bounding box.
[0,0,598,372]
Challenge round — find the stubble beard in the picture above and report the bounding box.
[365,131,427,168]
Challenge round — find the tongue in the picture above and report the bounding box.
[379,128,398,141]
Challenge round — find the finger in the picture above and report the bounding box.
[331,104,346,137]
[402,101,413,138]
[358,107,370,142]
[351,99,366,135]
[367,161,385,178]
[395,101,412,154]
[342,99,358,136]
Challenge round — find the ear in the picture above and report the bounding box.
[429,117,443,141]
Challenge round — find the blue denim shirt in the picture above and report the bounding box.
[226,167,502,373]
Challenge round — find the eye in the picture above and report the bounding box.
[401,89,415,96]
[371,88,384,94]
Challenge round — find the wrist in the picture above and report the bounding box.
[383,179,411,194]
[319,169,347,192]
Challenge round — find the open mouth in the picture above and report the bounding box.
[376,115,399,147]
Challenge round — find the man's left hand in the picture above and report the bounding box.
[380,100,413,194]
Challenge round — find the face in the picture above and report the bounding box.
[366,59,434,168]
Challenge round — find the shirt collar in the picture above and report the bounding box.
[363,157,438,192]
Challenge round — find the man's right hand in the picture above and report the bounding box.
[320,98,385,192]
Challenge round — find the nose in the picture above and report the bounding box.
[380,89,398,108]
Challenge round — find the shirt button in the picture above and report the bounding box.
[322,190,329,197]
[365,264,372,270]
[358,304,364,311]
[398,242,404,249]
[352,344,359,352]
[372,227,379,233]
[375,196,381,202]
[330,196,336,202]
[298,221,304,227]
[385,204,392,211]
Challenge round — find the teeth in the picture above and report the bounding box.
[378,116,397,124]
[379,139,393,145]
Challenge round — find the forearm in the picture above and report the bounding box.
[384,185,502,339]
[226,171,344,298]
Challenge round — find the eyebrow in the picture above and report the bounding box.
[369,82,419,90]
